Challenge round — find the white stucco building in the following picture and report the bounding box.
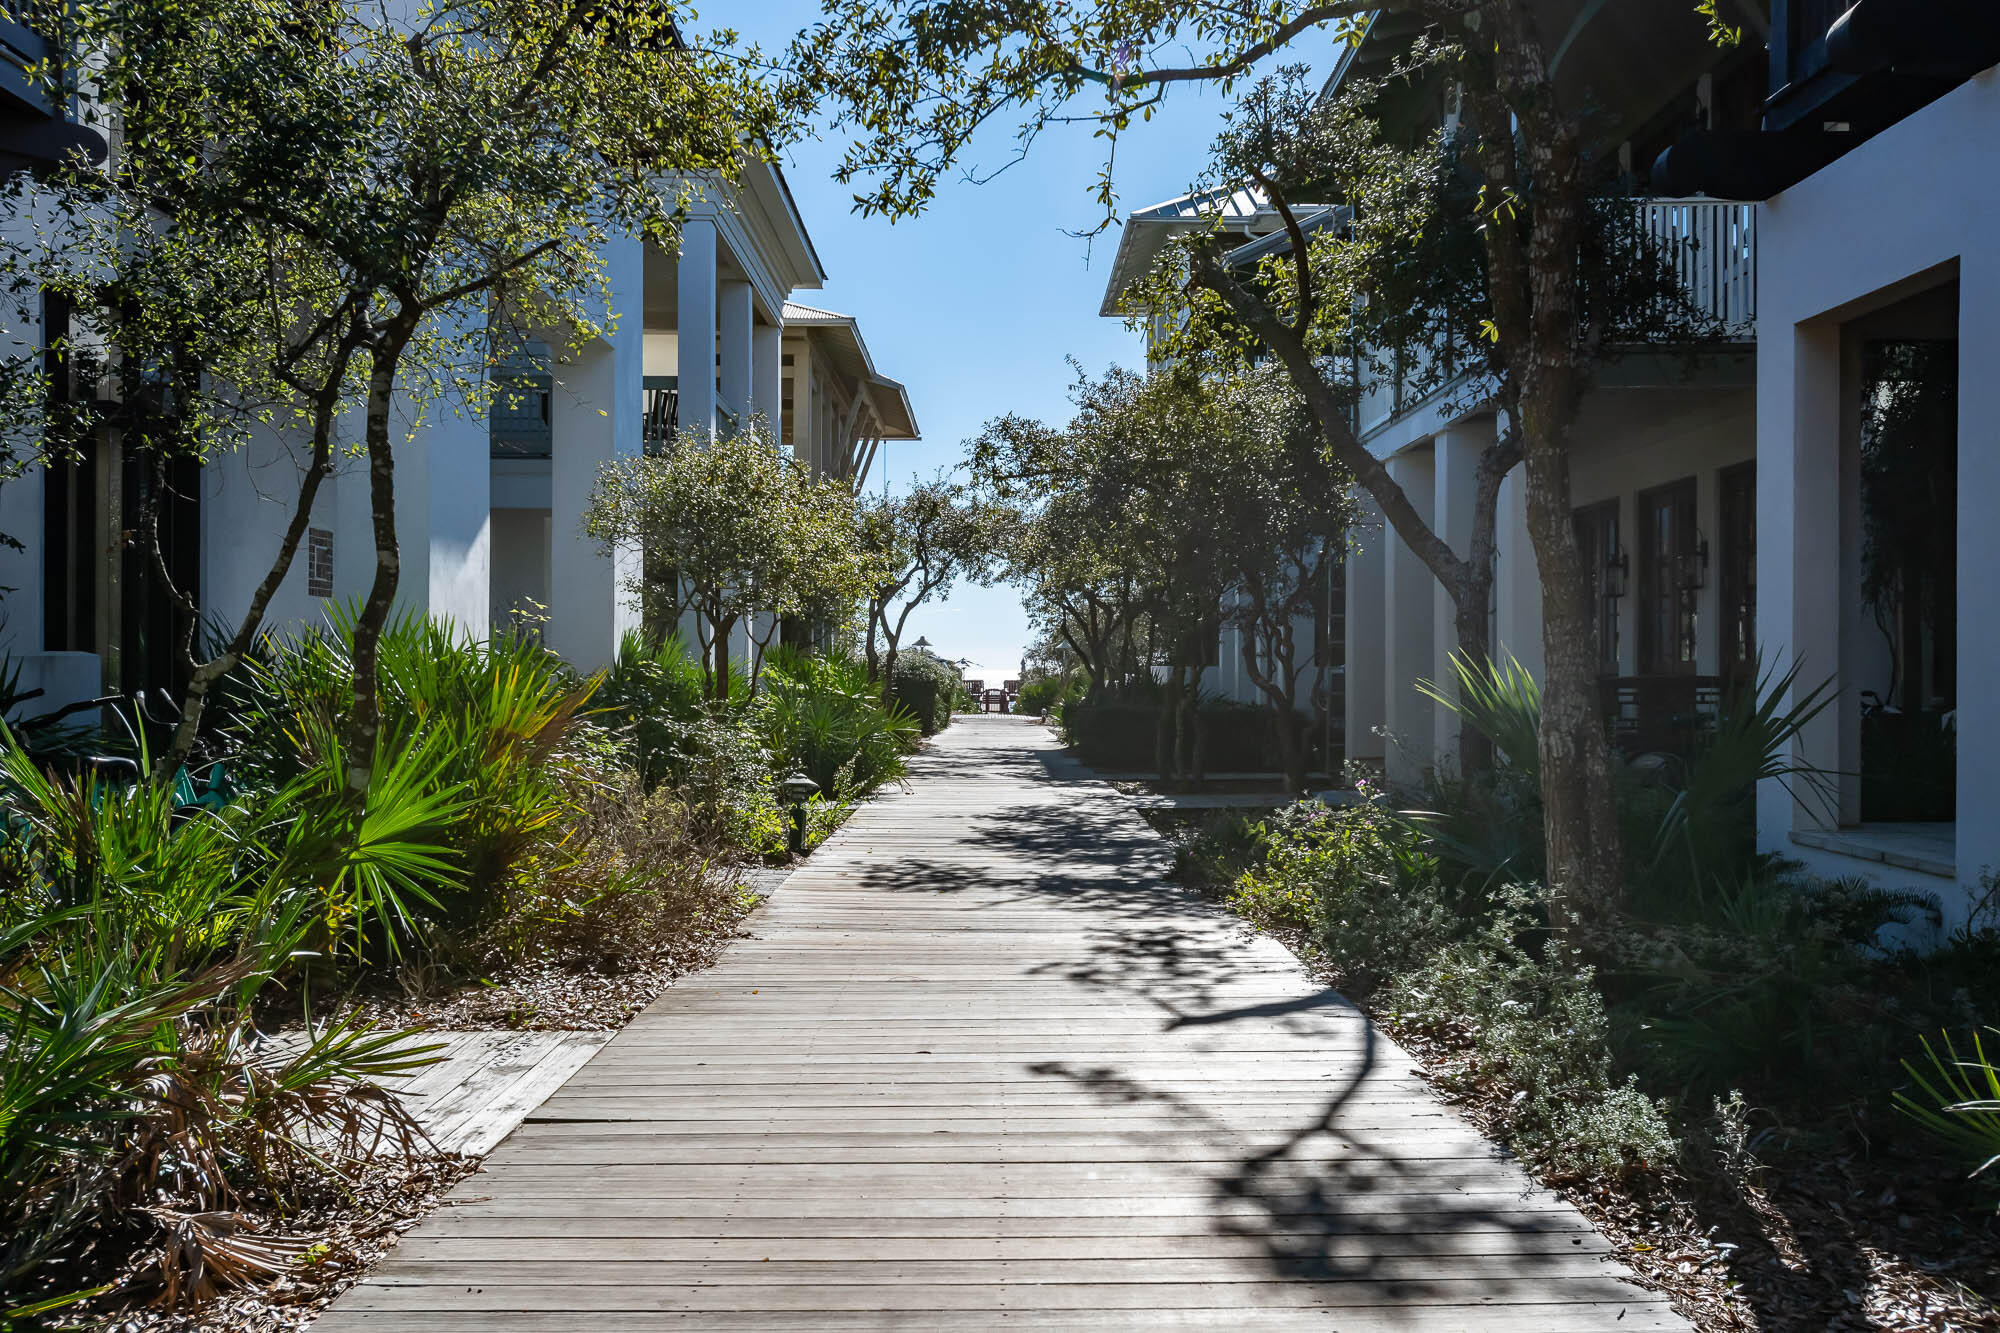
[1654,5,1999,924]
[0,154,919,706]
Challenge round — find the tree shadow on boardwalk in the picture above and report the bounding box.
[1025,1038,1605,1298]
[837,757,1652,1312]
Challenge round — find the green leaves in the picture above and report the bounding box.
[584,421,872,698]
[785,1,1373,225]
[1897,1028,2000,1180]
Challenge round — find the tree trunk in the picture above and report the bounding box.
[1240,609,1310,795]
[343,319,418,800]
[1187,695,1208,785]
[1189,246,1510,776]
[155,338,365,783]
[1438,14,1627,925]
[710,612,737,702]
[159,440,337,781]
[1521,432,1623,924]
[1156,664,1182,782]
[1449,562,1497,778]
[865,598,883,681]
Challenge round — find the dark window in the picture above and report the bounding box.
[489,374,553,458]
[119,446,201,699]
[1860,338,1955,714]
[1573,500,1622,676]
[1718,463,1756,686]
[307,528,334,598]
[1637,478,1700,675]
[40,290,94,653]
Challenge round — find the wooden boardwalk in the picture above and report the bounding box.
[317,717,1685,1331]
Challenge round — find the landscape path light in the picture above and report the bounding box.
[780,772,820,857]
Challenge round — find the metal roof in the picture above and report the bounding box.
[1222,205,1351,266]
[781,302,920,441]
[1098,186,1290,317]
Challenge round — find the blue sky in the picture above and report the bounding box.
[714,7,1338,683]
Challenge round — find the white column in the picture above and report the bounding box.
[675,218,717,440]
[1432,423,1488,762]
[792,345,816,466]
[1758,315,1845,850]
[1383,446,1437,787]
[753,322,784,442]
[1954,252,2000,926]
[718,280,753,433]
[420,396,491,635]
[1342,499,1387,775]
[549,236,644,670]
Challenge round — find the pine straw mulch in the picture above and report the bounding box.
[1238,911,2000,1332]
[78,1158,479,1333]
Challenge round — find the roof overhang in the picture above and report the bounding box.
[1097,186,1287,317]
[783,302,920,440]
[743,154,828,292]
[1220,205,1349,268]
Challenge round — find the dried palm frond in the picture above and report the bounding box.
[147,1209,309,1310]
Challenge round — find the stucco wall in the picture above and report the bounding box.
[199,419,348,642]
[1756,66,2000,929]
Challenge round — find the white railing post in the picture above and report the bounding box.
[1636,197,1757,337]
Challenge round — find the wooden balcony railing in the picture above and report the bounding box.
[642,376,679,452]
[1634,198,1758,337]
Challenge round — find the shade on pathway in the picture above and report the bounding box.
[317,716,1687,1331]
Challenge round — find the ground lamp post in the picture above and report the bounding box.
[780,772,820,856]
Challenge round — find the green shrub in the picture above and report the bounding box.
[1167,810,1269,893]
[1224,801,1677,1183]
[1016,673,1078,717]
[758,650,918,800]
[1060,694,1277,771]
[888,651,960,736]
[596,632,712,789]
[1897,1028,2000,1181]
[226,609,596,930]
[662,708,785,852]
[0,739,442,1308]
[1380,895,1678,1181]
[1233,802,1456,978]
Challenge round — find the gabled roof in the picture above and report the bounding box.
[1098,186,1290,317]
[781,302,920,440]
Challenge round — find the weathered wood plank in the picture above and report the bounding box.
[332,1277,1668,1312]
[313,1302,1687,1332]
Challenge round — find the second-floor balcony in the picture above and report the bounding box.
[1630,197,1758,340]
[1356,196,1757,439]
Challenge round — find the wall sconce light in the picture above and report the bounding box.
[1684,534,1710,591]
[1605,548,1629,599]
